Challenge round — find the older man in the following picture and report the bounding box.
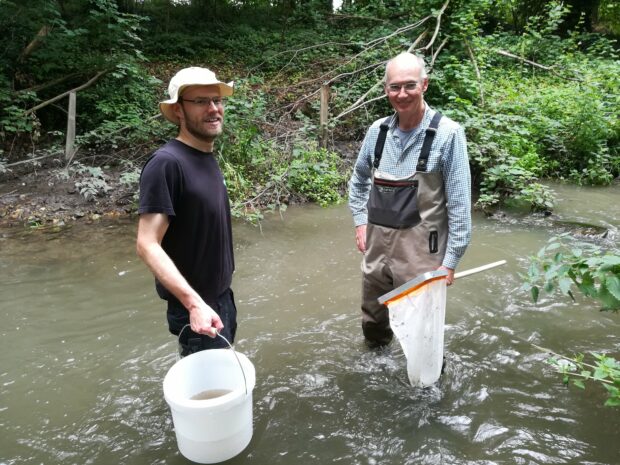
[136,67,237,356]
[348,52,472,347]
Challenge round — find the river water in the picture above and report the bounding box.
[1,183,619,465]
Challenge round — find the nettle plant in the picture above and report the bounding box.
[523,233,620,406]
[523,233,620,310]
[55,161,112,201]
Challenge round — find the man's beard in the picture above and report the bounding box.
[183,111,222,143]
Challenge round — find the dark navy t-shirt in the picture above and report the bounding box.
[138,139,234,323]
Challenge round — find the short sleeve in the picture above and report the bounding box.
[138,152,182,216]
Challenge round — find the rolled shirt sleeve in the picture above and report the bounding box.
[347,107,472,269]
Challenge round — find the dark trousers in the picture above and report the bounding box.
[169,288,238,357]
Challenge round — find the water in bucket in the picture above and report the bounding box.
[163,348,256,464]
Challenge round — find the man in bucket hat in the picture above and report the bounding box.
[136,67,238,356]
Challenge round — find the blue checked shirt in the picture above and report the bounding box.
[348,104,472,269]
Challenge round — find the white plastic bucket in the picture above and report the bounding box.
[163,348,256,464]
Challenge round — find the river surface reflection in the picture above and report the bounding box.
[1,182,619,465]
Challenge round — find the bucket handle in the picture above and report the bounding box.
[177,324,249,396]
[216,331,248,397]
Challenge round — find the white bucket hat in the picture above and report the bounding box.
[159,67,234,125]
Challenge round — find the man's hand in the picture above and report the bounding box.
[355,224,367,253]
[189,302,224,338]
[439,265,455,286]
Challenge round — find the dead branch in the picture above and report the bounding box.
[19,26,51,61]
[430,38,449,69]
[327,13,388,23]
[407,29,429,53]
[465,40,484,106]
[24,70,109,115]
[278,15,432,91]
[331,28,429,120]
[249,41,359,76]
[332,95,386,122]
[422,0,449,52]
[17,72,86,94]
[495,49,582,81]
[5,151,61,168]
[333,0,449,122]
[326,60,387,87]
[364,16,432,50]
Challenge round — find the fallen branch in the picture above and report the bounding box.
[249,41,358,76]
[430,37,449,70]
[495,49,582,81]
[333,0,449,121]
[17,72,86,94]
[5,151,62,168]
[19,25,51,61]
[328,13,388,23]
[334,30,431,121]
[332,95,386,122]
[24,70,109,115]
[465,40,484,106]
[422,0,450,52]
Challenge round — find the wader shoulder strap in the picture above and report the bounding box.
[416,111,442,172]
[373,118,391,170]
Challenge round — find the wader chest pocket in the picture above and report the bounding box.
[368,178,421,229]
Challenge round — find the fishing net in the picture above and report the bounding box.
[380,272,447,387]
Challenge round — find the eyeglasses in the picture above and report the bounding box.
[180,97,225,107]
[386,82,419,94]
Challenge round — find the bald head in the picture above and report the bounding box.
[384,52,427,82]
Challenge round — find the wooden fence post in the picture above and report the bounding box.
[65,91,77,161]
[319,84,330,148]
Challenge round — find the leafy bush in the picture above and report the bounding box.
[67,162,112,201]
[287,143,349,206]
[77,62,165,152]
[536,346,620,407]
[522,234,620,311]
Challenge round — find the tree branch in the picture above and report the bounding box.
[24,70,110,115]
[495,49,582,81]
[17,72,86,94]
[19,26,51,61]
[465,40,484,106]
[332,95,386,122]
[430,37,449,70]
[422,0,450,51]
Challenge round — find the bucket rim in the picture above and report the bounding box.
[163,349,256,412]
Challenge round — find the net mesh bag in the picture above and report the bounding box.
[386,276,447,387]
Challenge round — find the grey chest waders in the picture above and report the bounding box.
[365,111,449,286]
[361,112,449,346]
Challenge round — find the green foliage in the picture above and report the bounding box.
[215,78,348,220]
[523,234,620,311]
[0,0,149,153]
[77,62,165,152]
[64,161,112,201]
[537,347,620,407]
[1,0,619,220]
[287,143,349,206]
